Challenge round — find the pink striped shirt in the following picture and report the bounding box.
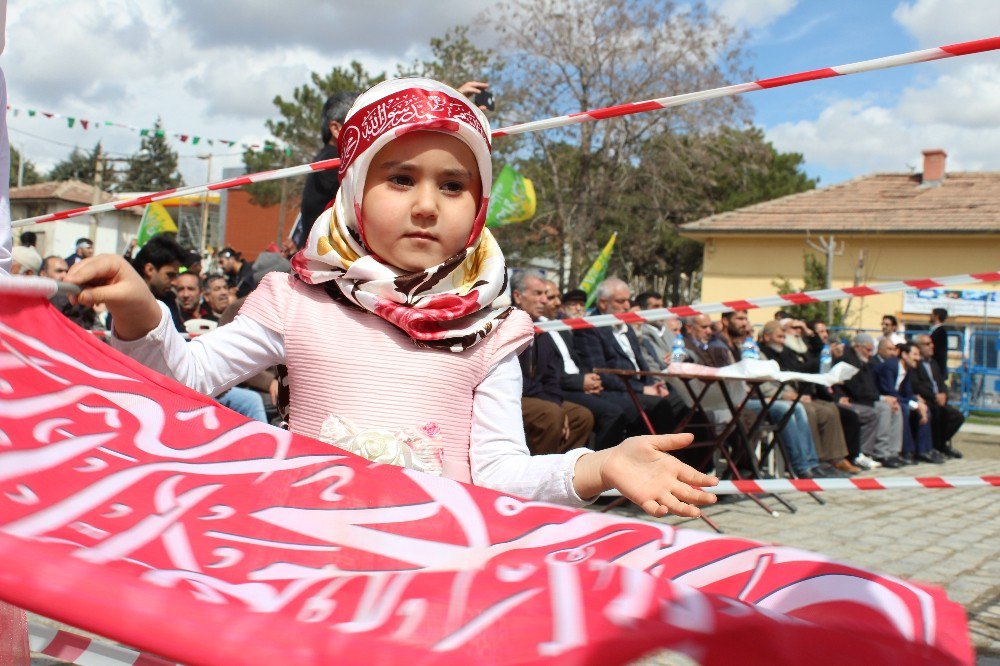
[240,273,533,482]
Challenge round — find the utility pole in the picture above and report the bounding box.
[197,153,214,255]
[805,233,844,323]
[89,144,104,242]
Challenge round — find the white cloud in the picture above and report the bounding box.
[893,0,1000,47]
[709,0,797,29]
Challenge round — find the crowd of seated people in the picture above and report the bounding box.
[509,277,966,481]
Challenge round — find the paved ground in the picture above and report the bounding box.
[615,426,1000,664]
[27,428,999,665]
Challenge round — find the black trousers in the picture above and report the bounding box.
[562,390,629,450]
[836,404,861,459]
[928,403,964,450]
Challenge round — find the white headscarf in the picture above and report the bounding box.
[291,78,512,352]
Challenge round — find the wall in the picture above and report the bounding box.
[222,189,300,261]
[697,233,1000,329]
[11,203,139,258]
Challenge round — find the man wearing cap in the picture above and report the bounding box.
[218,247,257,299]
[561,288,588,318]
[65,238,94,268]
[10,245,42,275]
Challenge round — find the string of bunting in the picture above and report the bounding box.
[5,103,290,155]
[12,35,1000,229]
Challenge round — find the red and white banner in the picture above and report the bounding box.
[0,293,972,665]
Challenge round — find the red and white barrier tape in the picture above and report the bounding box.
[532,270,1000,333]
[29,621,177,666]
[12,36,999,229]
[710,476,1000,495]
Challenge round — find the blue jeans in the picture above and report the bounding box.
[217,386,267,423]
[749,399,820,474]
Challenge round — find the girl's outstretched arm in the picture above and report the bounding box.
[573,434,719,518]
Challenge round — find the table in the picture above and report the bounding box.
[593,365,823,530]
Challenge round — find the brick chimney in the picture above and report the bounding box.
[921,149,947,186]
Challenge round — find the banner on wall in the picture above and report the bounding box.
[902,288,999,319]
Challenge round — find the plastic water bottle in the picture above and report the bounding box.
[670,334,687,363]
[740,337,760,360]
[820,343,832,373]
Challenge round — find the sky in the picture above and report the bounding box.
[3,0,1000,189]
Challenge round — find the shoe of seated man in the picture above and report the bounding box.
[900,452,917,465]
[940,446,963,459]
[876,456,906,469]
[916,450,946,464]
[833,459,862,474]
[812,463,850,479]
[853,452,881,470]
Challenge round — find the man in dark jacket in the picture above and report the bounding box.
[928,307,950,374]
[912,334,964,458]
[873,342,941,463]
[574,278,687,437]
[293,92,359,250]
[540,280,627,450]
[835,333,906,467]
[512,271,593,454]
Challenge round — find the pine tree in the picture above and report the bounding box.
[120,118,183,191]
[47,143,117,187]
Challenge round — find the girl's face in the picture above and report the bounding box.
[361,131,481,273]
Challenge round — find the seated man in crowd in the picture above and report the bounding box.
[754,321,835,478]
[10,246,41,275]
[911,334,964,459]
[761,321,859,474]
[834,333,906,468]
[131,235,188,333]
[202,274,232,319]
[560,288,588,318]
[538,278,628,450]
[873,342,941,464]
[874,336,899,365]
[681,314,735,367]
[218,247,257,299]
[788,318,867,468]
[574,278,688,438]
[715,309,751,361]
[40,256,69,281]
[511,270,594,454]
[174,271,217,323]
[633,290,673,371]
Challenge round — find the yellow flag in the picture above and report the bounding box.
[578,232,617,308]
[136,202,178,247]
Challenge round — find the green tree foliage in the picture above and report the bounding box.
[9,146,43,187]
[771,253,846,326]
[398,25,496,88]
[47,143,118,188]
[120,119,183,191]
[242,62,385,206]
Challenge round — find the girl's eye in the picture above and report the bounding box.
[441,181,465,193]
[389,175,413,187]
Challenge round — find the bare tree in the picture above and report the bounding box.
[484,0,751,285]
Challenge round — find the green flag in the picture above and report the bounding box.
[485,165,536,228]
[136,202,179,248]
[578,232,617,308]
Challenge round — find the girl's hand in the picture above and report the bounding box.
[66,254,163,341]
[574,434,718,518]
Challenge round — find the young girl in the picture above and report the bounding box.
[66,78,716,518]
